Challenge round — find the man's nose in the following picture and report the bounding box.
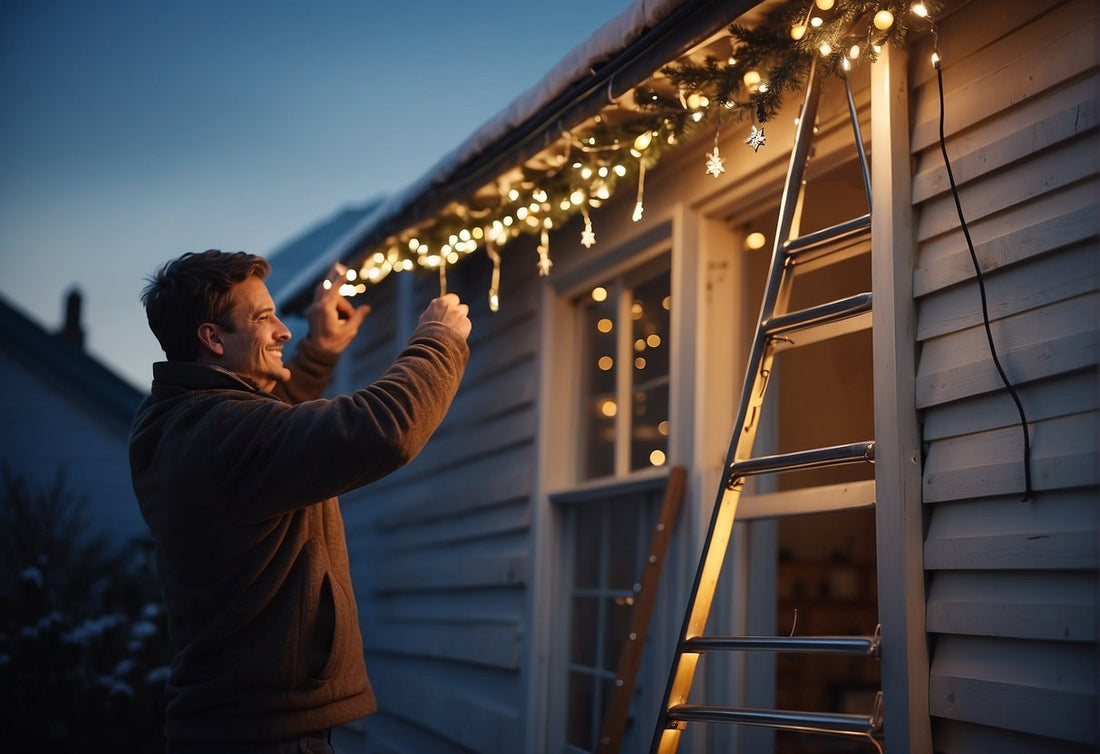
[274,317,291,341]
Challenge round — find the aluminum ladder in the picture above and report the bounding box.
[650,59,883,754]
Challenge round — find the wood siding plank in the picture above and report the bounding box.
[915,293,1099,407]
[366,618,523,670]
[373,551,527,593]
[929,636,1096,744]
[926,570,1095,641]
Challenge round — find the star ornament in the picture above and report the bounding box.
[705,147,726,178]
[745,124,766,153]
[580,227,596,248]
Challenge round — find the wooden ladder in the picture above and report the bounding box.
[649,59,884,754]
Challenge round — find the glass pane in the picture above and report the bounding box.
[607,497,641,589]
[603,595,634,673]
[630,384,669,471]
[571,595,598,667]
[567,670,595,749]
[581,285,617,480]
[573,504,600,589]
[630,266,670,472]
[630,271,670,380]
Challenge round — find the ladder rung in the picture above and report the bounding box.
[666,704,880,738]
[783,213,871,262]
[683,635,879,657]
[762,293,872,338]
[729,442,874,484]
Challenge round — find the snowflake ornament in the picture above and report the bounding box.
[581,227,596,248]
[745,124,766,153]
[705,146,726,178]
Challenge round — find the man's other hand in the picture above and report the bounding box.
[419,293,472,341]
[305,263,371,355]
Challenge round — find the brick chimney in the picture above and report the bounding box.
[59,287,85,349]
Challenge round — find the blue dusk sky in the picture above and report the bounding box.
[0,0,633,389]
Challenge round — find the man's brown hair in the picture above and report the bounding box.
[141,250,270,362]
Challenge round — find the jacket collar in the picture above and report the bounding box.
[151,361,266,395]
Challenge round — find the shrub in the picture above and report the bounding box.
[0,467,170,752]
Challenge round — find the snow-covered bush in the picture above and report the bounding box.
[0,466,170,752]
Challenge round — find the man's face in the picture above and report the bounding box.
[214,276,292,391]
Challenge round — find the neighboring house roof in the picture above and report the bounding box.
[279,0,762,310]
[0,293,144,432]
[267,199,385,302]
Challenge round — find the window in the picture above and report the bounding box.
[579,258,671,479]
[559,481,667,754]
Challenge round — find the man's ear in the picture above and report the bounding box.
[197,322,224,357]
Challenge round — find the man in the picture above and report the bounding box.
[130,249,470,753]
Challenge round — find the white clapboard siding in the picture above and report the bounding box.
[342,250,541,752]
[913,0,1098,749]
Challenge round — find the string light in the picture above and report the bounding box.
[332,0,939,305]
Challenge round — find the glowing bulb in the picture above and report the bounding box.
[691,111,703,122]
[649,449,666,466]
[842,57,851,71]
[634,339,646,352]
[633,131,653,151]
[507,188,519,201]
[631,302,643,319]
[559,199,571,211]
[598,356,613,371]
[570,189,585,205]
[632,201,644,221]
[912,2,929,17]
[459,228,471,241]
[634,357,646,370]
[598,166,609,178]
[819,41,833,55]
[503,215,514,226]
[815,0,834,9]
[743,70,762,88]
[408,237,420,251]
[532,189,547,202]
[516,206,528,220]
[849,44,861,59]
[931,51,941,68]
[874,9,894,30]
[658,420,669,435]
[810,16,824,27]
[581,167,593,180]
[591,286,607,302]
[322,279,332,290]
[758,83,769,93]
[791,24,806,40]
[745,231,767,250]
[595,185,610,200]
[613,164,627,177]
[600,400,617,418]
[662,296,670,311]
[646,334,661,348]
[345,268,358,281]
[597,318,613,334]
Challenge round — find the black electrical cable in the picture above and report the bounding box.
[934,55,1033,501]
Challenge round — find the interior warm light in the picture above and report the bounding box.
[507,188,519,201]
[632,302,644,319]
[819,42,832,55]
[570,189,586,205]
[634,338,646,352]
[633,131,654,151]
[600,400,618,418]
[662,296,671,310]
[746,231,767,250]
[874,9,895,30]
[597,318,614,333]
[742,70,762,88]
[658,420,669,436]
[849,44,861,59]
[649,449,667,466]
[810,16,824,27]
[815,0,835,9]
[591,286,608,302]
[912,2,929,17]
[634,357,646,370]
[613,164,627,177]
[646,334,661,348]
[598,356,614,371]
[791,24,806,40]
